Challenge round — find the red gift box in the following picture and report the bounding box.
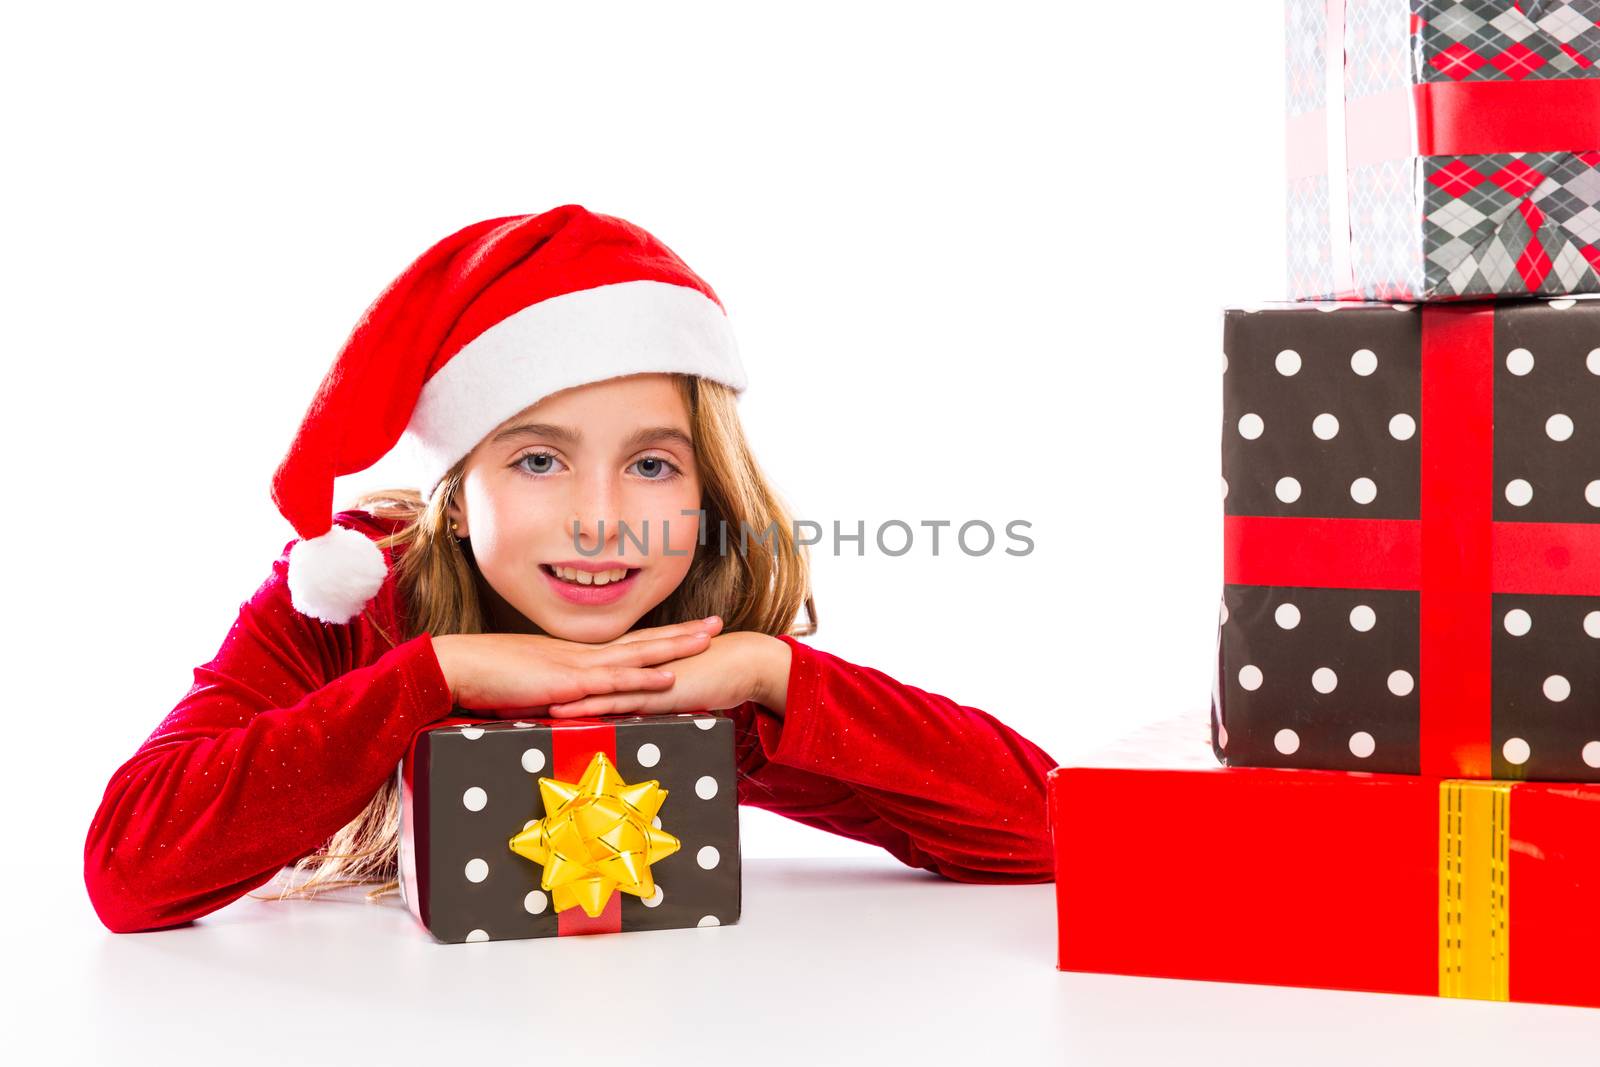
[1049,718,1600,1008]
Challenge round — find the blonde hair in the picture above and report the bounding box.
[254,374,817,905]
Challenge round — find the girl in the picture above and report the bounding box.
[83,205,1060,933]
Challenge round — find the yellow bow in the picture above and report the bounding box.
[507,751,681,917]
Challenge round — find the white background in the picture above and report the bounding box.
[8,0,1596,1060]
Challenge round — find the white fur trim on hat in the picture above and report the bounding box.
[286,523,390,625]
[400,278,744,496]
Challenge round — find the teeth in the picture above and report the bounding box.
[552,566,630,586]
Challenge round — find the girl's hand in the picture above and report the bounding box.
[545,631,789,718]
[430,616,725,715]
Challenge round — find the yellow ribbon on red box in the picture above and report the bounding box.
[1439,780,1511,1001]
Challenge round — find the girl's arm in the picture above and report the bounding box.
[729,634,1060,882]
[82,524,455,934]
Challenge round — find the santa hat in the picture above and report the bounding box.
[270,205,747,625]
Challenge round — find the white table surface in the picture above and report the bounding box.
[26,853,1600,1065]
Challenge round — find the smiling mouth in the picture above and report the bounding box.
[540,564,641,587]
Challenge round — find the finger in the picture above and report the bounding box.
[601,615,723,647]
[484,705,554,719]
[583,631,712,668]
[532,666,672,708]
[574,666,678,696]
[549,693,670,717]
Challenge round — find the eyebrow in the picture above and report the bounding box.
[491,422,695,453]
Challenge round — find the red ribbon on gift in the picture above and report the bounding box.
[545,718,623,936]
[1223,305,1600,777]
[1415,78,1600,158]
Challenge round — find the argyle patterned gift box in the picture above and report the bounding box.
[1286,0,1600,300]
[1214,296,1600,779]
[1049,717,1600,1008]
[398,712,741,944]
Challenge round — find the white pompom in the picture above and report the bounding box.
[286,523,389,624]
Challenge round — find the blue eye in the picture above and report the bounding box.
[632,456,682,480]
[514,451,564,477]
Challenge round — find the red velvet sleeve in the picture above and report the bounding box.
[83,533,455,934]
[728,634,1060,883]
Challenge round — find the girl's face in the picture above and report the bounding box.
[447,373,703,643]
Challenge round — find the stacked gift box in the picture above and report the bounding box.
[1049,0,1600,1009]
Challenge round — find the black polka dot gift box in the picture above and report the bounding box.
[1215,296,1600,780]
[397,712,740,944]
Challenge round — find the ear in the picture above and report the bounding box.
[446,497,467,538]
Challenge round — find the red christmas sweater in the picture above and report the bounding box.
[84,510,1060,933]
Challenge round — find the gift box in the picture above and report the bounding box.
[398,712,741,943]
[1215,297,1600,779]
[1049,717,1600,1008]
[1285,0,1600,301]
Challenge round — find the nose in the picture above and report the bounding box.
[565,469,621,557]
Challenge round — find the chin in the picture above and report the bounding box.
[535,611,634,644]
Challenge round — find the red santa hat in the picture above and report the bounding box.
[270,204,747,625]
